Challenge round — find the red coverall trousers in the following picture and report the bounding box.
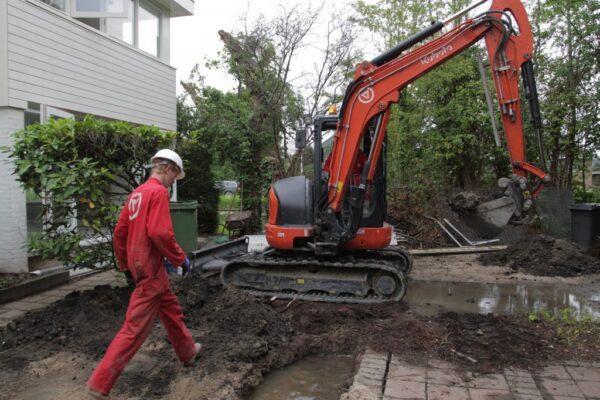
[88,177,196,395]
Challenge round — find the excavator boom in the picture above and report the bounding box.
[326,0,547,230]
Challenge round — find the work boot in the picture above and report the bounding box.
[183,342,202,367]
[88,388,109,399]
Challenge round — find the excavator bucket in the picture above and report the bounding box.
[450,191,518,238]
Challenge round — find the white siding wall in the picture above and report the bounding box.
[0,1,9,107]
[6,0,177,130]
[0,107,28,273]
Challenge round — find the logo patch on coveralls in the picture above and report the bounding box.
[129,192,142,220]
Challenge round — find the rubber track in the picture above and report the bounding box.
[221,250,411,304]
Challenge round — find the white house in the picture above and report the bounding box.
[0,0,194,273]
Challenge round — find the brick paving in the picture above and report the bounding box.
[0,269,127,327]
[350,349,600,400]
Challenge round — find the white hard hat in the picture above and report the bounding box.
[151,149,185,180]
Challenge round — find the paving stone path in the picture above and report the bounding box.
[0,270,127,327]
[346,349,600,400]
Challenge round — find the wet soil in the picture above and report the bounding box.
[479,235,600,277]
[1,270,598,399]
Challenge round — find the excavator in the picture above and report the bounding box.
[221,0,550,304]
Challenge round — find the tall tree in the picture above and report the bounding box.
[181,71,270,229]
[534,0,600,189]
[214,4,361,178]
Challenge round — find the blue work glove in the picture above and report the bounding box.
[182,257,191,275]
[164,259,177,274]
[164,257,191,275]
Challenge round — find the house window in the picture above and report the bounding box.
[24,102,41,127]
[77,0,161,57]
[138,1,160,56]
[24,103,43,236]
[72,0,129,17]
[39,0,66,11]
[36,0,161,57]
[105,0,134,45]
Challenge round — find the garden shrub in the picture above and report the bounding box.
[176,131,219,233]
[6,116,173,269]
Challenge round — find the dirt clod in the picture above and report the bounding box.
[449,191,489,212]
[479,235,600,276]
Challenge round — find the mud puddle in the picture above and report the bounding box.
[406,279,600,319]
[249,355,354,400]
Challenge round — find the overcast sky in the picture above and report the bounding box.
[170,0,252,94]
[169,1,499,96]
[169,0,375,95]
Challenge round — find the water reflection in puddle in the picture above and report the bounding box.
[406,280,600,319]
[249,355,354,400]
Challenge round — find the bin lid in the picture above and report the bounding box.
[569,203,600,211]
[169,200,198,210]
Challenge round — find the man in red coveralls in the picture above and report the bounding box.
[87,149,201,399]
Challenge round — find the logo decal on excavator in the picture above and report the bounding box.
[420,45,454,65]
[358,88,375,104]
[128,192,142,220]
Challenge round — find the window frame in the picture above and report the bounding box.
[34,0,163,58]
[136,0,162,57]
[104,0,135,46]
[70,0,130,18]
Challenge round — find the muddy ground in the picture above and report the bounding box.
[1,255,599,400]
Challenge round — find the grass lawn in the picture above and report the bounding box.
[218,194,241,211]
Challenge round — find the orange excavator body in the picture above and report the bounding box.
[224,0,548,303]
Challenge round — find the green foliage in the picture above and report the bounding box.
[176,100,219,233]
[528,307,600,347]
[6,116,173,269]
[572,181,600,203]
[533,0,600,188]
[182,79,273,231]
[219,194,241,211]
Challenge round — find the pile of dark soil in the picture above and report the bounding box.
[0,284,132,355]
[448,191,492,212]
[479,235,600,276]
[0,272,597,399]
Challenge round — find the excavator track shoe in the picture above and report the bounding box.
[221,248,412,304]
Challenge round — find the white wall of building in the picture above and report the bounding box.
[0,0,193,272]
[5,0,177,131]
[0,107,28,273]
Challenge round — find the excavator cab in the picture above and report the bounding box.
[312,116,387,231]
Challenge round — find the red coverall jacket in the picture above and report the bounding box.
[88,177,195,395]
